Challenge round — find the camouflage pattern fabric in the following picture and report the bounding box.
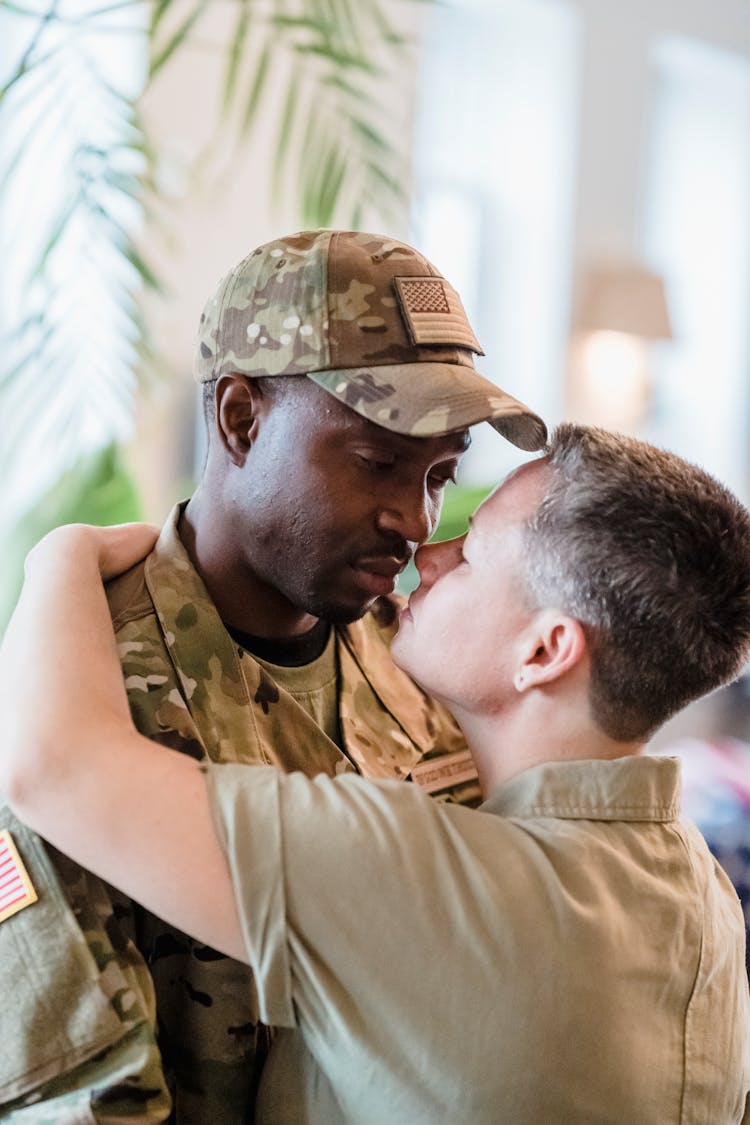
[194,230,548,451]
[110,504,478,1124]
[0,811,171,1122]
[195,231,483,386]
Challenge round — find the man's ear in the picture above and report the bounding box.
[215,374,264,465]
[513,610,587,693]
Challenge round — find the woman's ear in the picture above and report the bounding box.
[215,374,264,465]
[513,611,587,693]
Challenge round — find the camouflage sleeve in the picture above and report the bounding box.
[113,598,275,1123]
[0,808,171,1123]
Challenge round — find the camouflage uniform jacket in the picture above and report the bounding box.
[0,504,477,1124]
[107,504,478,1124]
[0,818,170,1122]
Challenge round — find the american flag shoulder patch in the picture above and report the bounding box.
[0,828,38,924]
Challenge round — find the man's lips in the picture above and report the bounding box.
[350,557,406,597]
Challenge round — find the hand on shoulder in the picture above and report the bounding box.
[25,522,159,582]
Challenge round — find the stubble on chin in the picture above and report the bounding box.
[303,595,372,626]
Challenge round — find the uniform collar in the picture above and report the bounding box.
[482,756,682,822]
[144,504,459,764]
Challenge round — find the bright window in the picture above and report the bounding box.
[412,0,580,483]
[641,36,750,501]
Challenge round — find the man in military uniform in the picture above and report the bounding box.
[0,230,545,1123]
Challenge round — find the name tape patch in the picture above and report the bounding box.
[0,829,38,924]
[410,749,478,794]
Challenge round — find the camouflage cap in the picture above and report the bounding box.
[194,230,547,451]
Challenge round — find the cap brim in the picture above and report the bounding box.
[307,363,548,452]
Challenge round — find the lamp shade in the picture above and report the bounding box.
[576,262,673,340]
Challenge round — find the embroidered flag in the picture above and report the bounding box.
[0,829,37,924]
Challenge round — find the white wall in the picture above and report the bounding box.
[571,0,750,498]
[570,0,750,273]
[413,0,750,492]
[413,0,581,484]
[130,0,750,513]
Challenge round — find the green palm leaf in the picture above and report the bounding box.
[0,0,432,633]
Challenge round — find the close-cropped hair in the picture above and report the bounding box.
[202,374,294,433]
[522,423,750,741]
[202,378,217,427]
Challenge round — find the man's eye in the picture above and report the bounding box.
[356,454,394,473]
[428,472,457,490]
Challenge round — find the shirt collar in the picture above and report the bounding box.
[481,755,682,823]
[144,504,452,769]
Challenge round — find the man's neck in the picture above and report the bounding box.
[452,697,646,798]
[179,493,318,639]
[228,618,331,666]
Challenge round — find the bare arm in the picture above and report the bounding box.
[0,524,246,961]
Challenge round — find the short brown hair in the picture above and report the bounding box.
[523,424,750,741]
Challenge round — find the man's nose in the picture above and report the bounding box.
[376,489,436,549]
[415,536,463,589]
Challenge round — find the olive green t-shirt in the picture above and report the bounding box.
[209,755,750,1125]
[252,629,341,750]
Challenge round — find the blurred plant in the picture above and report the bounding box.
[397,483,493,595]
[0,444,142,628]
[149,0,421,229]
[0,0,430,629]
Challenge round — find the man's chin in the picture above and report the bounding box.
[325,607,371,625]
[304,596,373,626]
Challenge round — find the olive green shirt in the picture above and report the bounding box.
[254,631,340,748]
[210,755,750,1125]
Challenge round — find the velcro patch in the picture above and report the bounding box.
[409,749,479,794]
[394,276,484,354]
[0,829,38,924]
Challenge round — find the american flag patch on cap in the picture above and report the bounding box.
[0,829,37,924]
[393,276,484,354]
